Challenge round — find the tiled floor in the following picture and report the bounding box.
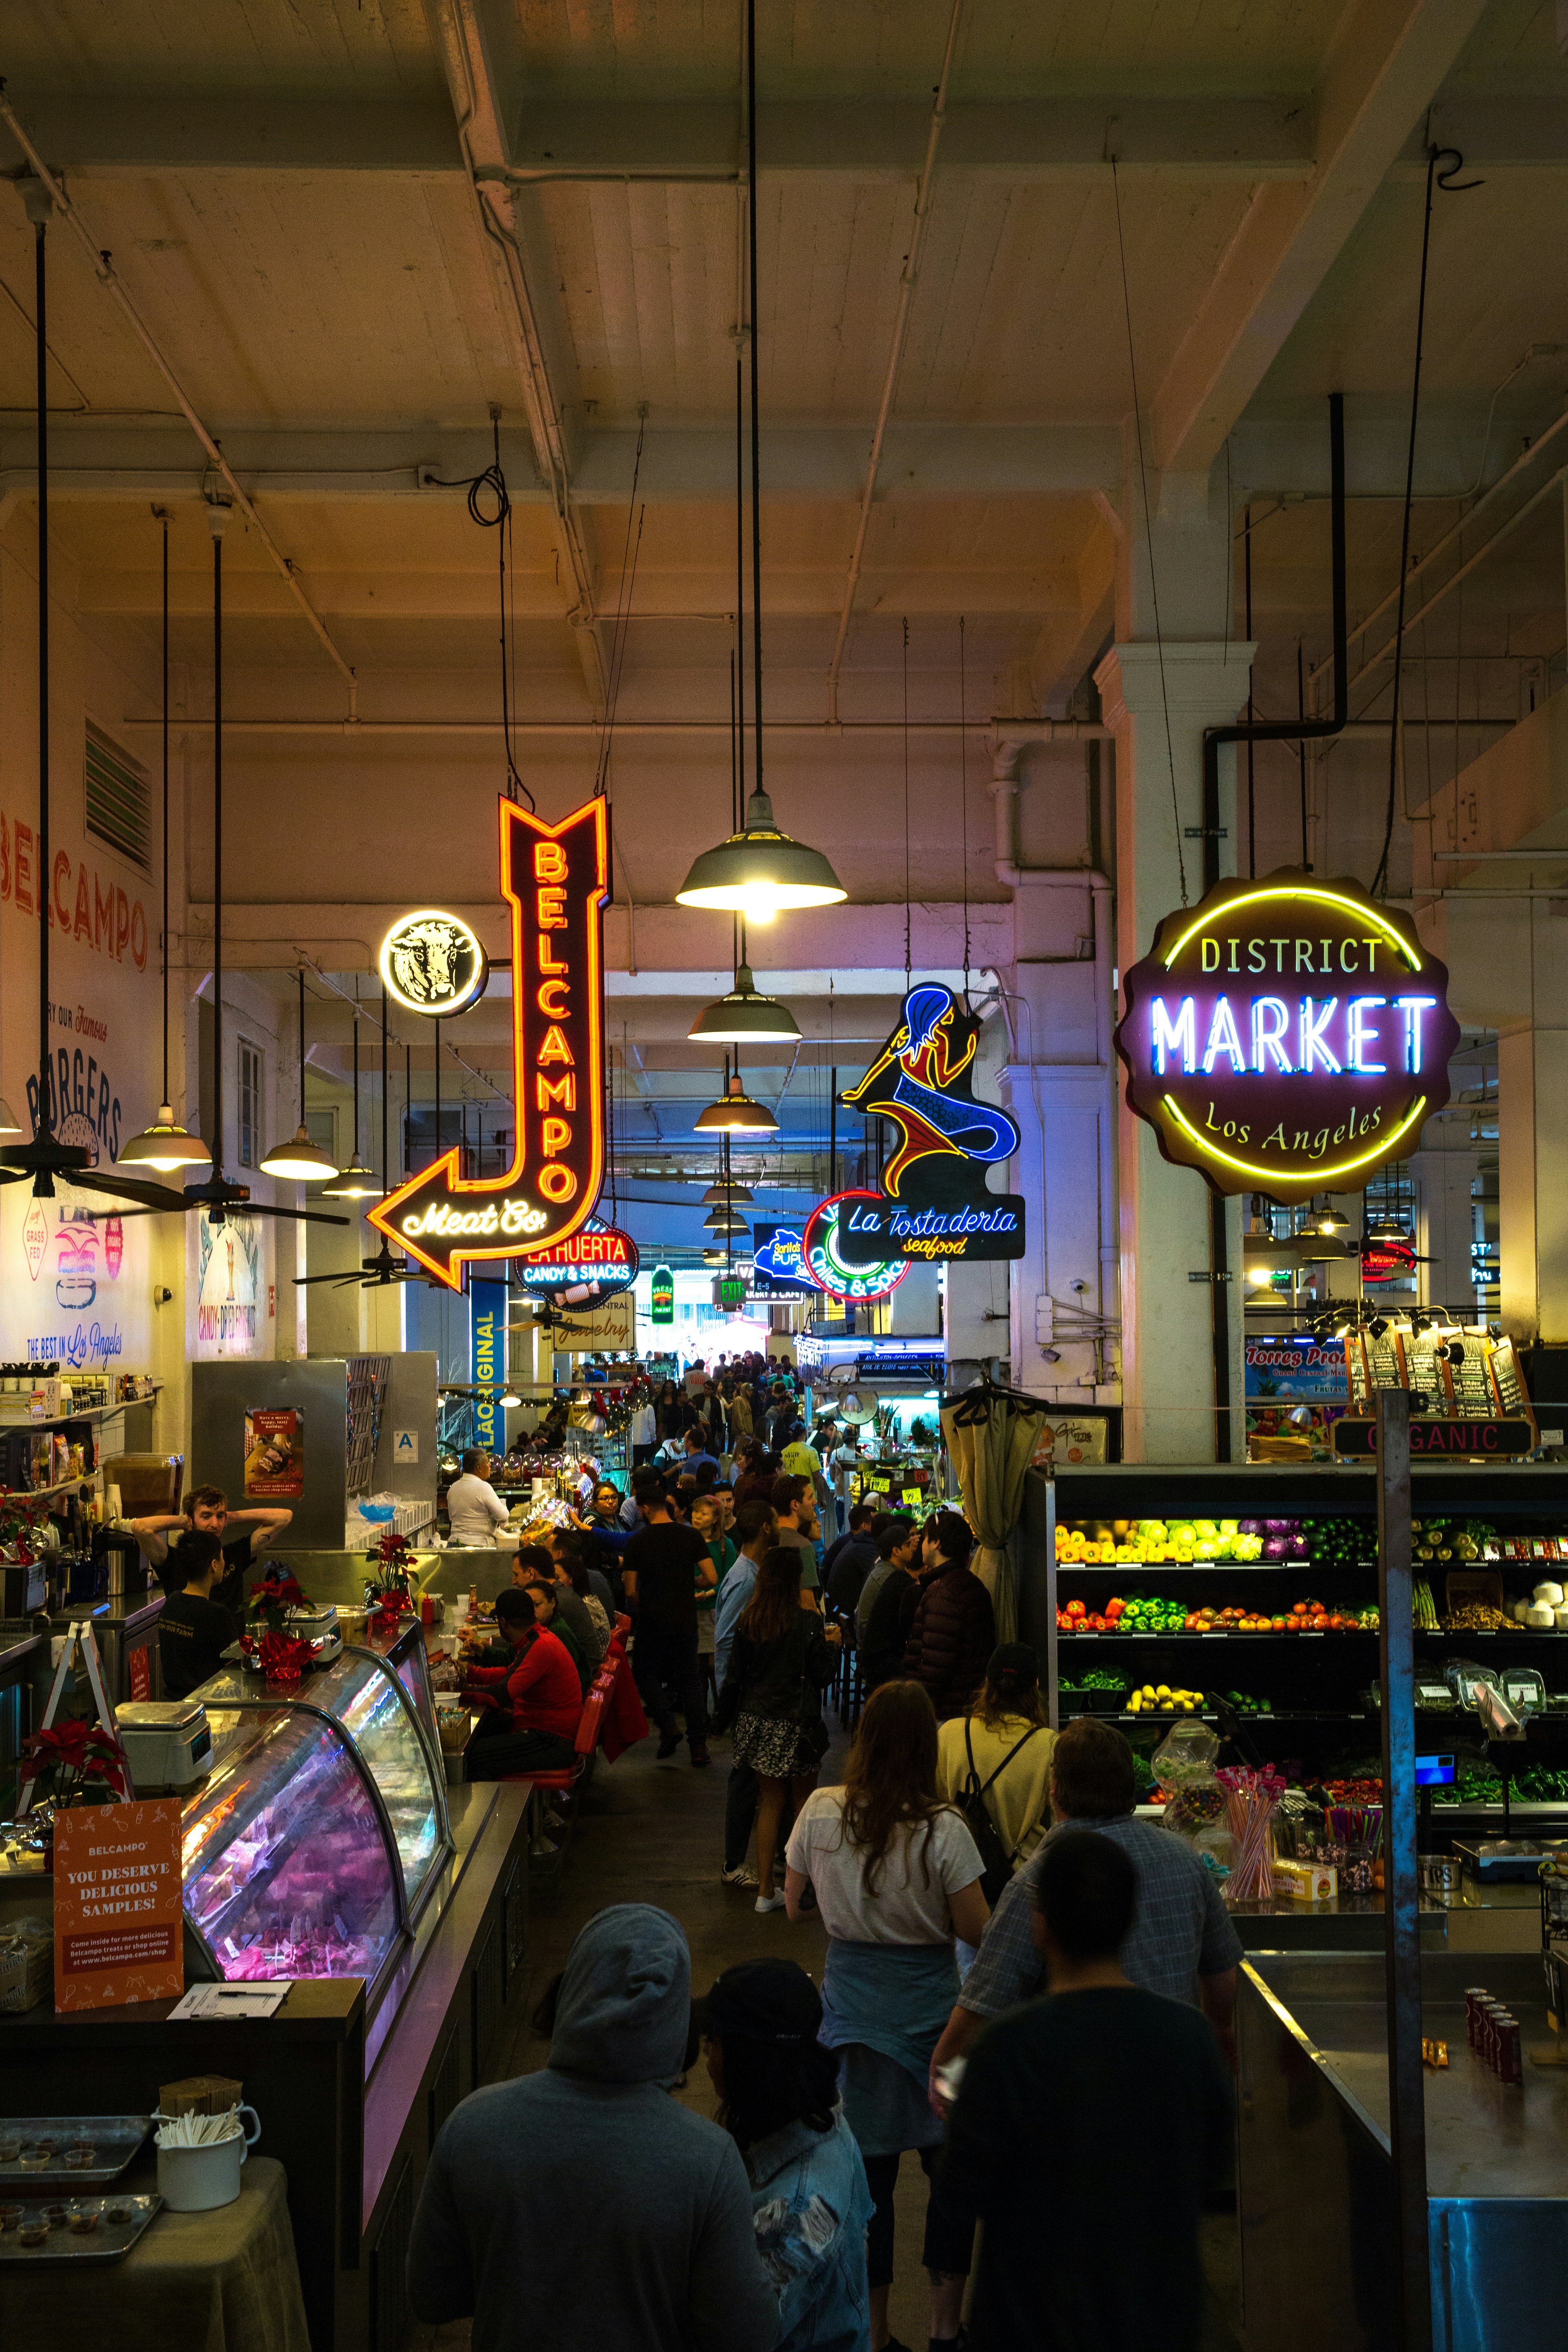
[408,1726,1245,2350]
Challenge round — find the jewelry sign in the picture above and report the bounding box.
[370,797,610,1289]
[838,984,1025,1263]
[1115,870,1459,1203]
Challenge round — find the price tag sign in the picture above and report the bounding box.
[871,1477,892,1494]
[901,1487,924,1508]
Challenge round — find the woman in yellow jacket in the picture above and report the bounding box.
[936,1644,1055,1974]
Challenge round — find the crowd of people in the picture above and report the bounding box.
[418,1373,1240,2352]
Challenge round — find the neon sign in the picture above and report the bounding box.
[838,983,1025,1264]
[379,909,489,1017]
[1115,869,1458,1202]
[514,1216,639,1299]
[369,796,609,1288]
[751,1223,816,1296]
[802,1192,909,1303]
[650,1265,675,1323]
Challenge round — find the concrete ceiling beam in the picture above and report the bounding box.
[1150,0,1493,486]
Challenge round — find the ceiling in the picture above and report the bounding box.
[6,0,1568,1164]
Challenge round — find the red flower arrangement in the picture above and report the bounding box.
[249,1565,314,1637]
[19,1718,129,1805]
[247,1628,314,1683]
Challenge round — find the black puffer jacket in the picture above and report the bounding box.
[902,1563,996,1720]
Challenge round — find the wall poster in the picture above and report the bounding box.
[244,1406,305,1498]
[53,1797,185,2011]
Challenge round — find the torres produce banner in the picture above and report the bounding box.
[839,983,1025,1263]
[1115,869,1459,1201]
[372,797,610,1288]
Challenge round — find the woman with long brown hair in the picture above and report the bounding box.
[713,1547,840,1914]
[784,1681,989,2352]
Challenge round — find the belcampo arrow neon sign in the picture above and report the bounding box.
[369,796,609,1289]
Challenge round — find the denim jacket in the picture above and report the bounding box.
[744,2111,873,2352]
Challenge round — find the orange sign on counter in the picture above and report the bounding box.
[53,1797,185,2011]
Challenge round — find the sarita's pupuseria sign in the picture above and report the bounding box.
[1115,870,1459,1202]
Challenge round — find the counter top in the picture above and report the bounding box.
[1244,1951,1568,2199]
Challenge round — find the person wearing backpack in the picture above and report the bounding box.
[937,1646,1055,1974]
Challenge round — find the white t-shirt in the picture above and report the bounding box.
[784,1786,984,1945]
[445,1472,508,1546]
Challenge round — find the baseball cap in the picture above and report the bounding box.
[692,1957,822,2043]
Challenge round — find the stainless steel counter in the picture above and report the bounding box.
[1238,1950,1568,2348]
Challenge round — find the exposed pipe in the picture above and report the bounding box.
[1201,392,1349,1462]
[825,0,967,722]
[0,94,357,700]
[115,715,1035,737]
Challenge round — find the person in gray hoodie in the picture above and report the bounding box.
[406,1902,779,2352]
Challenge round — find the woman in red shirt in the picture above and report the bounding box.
[463,1586,583,1780]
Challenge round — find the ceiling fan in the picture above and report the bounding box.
[0,188,345,1234]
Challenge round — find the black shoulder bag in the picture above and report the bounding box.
[955,1719,1044,1907]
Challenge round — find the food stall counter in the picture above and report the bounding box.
[1238,1949,1568,2347]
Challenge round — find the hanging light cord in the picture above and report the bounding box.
[1110,156,1186,907]
[959,614,970,998]
[747,0,764,804]
[35,205,51,1128]
[424,414,535,810]
[593,405,648,798]
[159,506,169,1105]
[1371,146,1479,899]
[297,969,307,1127]
[903,616,912,982]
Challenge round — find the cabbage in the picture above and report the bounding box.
[1262,1536,1288,1561]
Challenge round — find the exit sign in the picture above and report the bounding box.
[713,1274,748,1309]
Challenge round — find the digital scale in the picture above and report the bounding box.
[114,1699,214,1791]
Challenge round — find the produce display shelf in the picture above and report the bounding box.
[1059,1628,1568,1643]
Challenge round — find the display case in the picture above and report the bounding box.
[181,1647,453,2003]
[1022,1462,1568,1833]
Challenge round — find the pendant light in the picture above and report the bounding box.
[323,978,378,1197]
[689,962,802,1042]
[1311,1199,1347,1235]
[696,1075,779,1135]
[675,1,844,924]
[122,511,213,1172]
[701,1180,753,1205]
[260,971,340,1180]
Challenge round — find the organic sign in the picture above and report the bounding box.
[1332,1417,1533,1458]
[802,1192,909,1303]
[650,1264,675,1324]
[514,1217,639,1300]
[839,984,1025,1263]
[1115,869,1459,1202]
[53,1798,184,2011]
[371,797,610,1288]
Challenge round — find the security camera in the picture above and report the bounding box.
[152,1285,173,1307]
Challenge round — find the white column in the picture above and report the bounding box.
[1096,637,1256,1460]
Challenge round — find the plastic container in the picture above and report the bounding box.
[155,2108,260,2213]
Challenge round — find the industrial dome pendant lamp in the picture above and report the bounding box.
[260,971,341,1181]
[690,960,801,1043]
[676,0,844,927]
[122,509,214,1172]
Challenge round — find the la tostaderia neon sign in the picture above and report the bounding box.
[1114,871,1460,1202]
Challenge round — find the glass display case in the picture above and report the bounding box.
[181,1647,454,1998]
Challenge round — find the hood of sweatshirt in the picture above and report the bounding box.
[549,1902,692,2085]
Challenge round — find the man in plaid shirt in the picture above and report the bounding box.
[928,1718,1242,2104]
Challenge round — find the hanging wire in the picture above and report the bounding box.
[958,613,970,999]
[1372,146,1480,898]
[903,615,912,982]
[593,405,648,797]
[1110,156,1186,906]
[159,506,170,1104]
[423,412,535,809]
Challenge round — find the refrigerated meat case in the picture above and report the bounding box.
[180,1631,453,2005]
[1020,1462,1568,1849]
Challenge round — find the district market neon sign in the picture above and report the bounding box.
[1114,869,1459,1202]
[369,796,609,1287]
[802,1191,909,1303]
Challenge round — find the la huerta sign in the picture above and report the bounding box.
[1114,869,1458,1203]
[837,983,1025,1263]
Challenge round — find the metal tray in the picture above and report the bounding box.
[0,2191,162,2264]
[1452,1837,1568,1882]
[0,2115,151,2187]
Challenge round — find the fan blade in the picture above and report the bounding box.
[227,1203,350,1228]
[0,1169,31,1185]
[67,1167,195,1214]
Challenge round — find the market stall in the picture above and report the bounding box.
[1020,1461,1568,1942]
